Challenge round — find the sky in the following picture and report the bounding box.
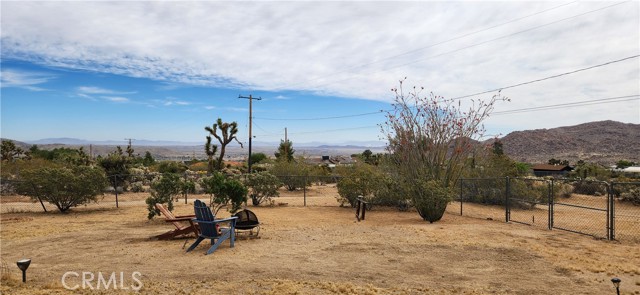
[1,1,639,147]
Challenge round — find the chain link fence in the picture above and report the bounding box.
[2,173,639,242]
[453,177,640,241]
[610,182,640,242]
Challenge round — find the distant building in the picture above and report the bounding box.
[531,164,573,177]
[305,155,356,168]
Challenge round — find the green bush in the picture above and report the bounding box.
[369,176,410,211]
[461,179,506,206]
[336,163,383,207]
[201,172,247,214]
[509,179,549,209]
[269,160,311,191]
[156,161,188,174]
[409,180,452,223]
[620,188,640,206]
[572,179,607,196]
[246,171,282,206]
[16,166,107,212]
[554,182,573,198]
[131,182,145,193]
[145,173,181,219]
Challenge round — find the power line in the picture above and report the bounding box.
[288,125,379,136]
[492,95,639,115]
[253,94,638,136]
[451,55,640,100]
[255,110,384,121]
[303,1,629,91]
[275,1,578,90]
[254,55,639,122]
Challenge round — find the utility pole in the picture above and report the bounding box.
[124,138,135,158]
[238,94,262,173]
[284,127,288,161]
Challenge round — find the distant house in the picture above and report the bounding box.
[532,164,573,177]
[305,155,356,168]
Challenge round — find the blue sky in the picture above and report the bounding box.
[1,1,639,145]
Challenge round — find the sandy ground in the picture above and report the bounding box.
[1,185,640,294]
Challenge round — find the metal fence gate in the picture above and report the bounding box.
[456,178,639,241]
[507,178,551,229]
[551,179,609,239]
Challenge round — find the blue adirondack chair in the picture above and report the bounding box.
[186,199,238,255]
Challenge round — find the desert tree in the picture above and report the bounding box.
[1,140,23,161]
[381,78,506,222]
[274,139,295,162]
[204,135,218,173]
[98,149,131,191]
[16,166,107,212]
[205,118,243,171]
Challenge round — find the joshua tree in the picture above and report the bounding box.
[204,136,218,173]
[205,118,243,170]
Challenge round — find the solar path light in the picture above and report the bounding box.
[611,277,621,295]
[16,259,31,283]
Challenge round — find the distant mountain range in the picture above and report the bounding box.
[4,120,638,164]
[494,120,640,165]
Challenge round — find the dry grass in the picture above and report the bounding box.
[1,186,640,294]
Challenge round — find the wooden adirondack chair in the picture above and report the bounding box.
[186,199,238,255]
[154,203,199,240]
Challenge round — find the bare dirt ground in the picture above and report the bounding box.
[1,185,640,294]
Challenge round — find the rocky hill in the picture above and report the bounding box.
[497,120,640,165]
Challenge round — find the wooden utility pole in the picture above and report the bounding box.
[238,94,262,173]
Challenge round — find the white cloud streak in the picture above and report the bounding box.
[0,68,55,91]
[102,96,129,103]
[1,1,638,131]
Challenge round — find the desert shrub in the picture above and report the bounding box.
[381,80,504,222]
[156,161,188,174]
[461,178,506,206]
[188,161,209,172]
[336,163,383,207]
[553,182,573,198]
[16,166,107,212]
[180,179,196,199]
[270,159,311,191]
[246,171,282,206]
[130,182,145,193]
[145,173,181,219]
[509,179,549,209]
[201,172,247,214]
[572,179,607,196]
[620,188,640,206]
[409,180,452,223]
[369,176,410,211]
[217,179,247,214]
[98,153,130,192]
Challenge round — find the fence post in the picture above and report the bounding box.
[184,172,188,204]
[608,182,614,240]
[548,180,554,230]
[459,179,463,216]
[114,175,119,208]
[505,177,510,223]
[303,175,307,207]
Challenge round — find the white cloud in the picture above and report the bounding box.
[76,86,135,95]
[225,107,249,112]
[204,106,216,110]
[1,1,638,132]
[0,68,54,91]
[102,96,129,103]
